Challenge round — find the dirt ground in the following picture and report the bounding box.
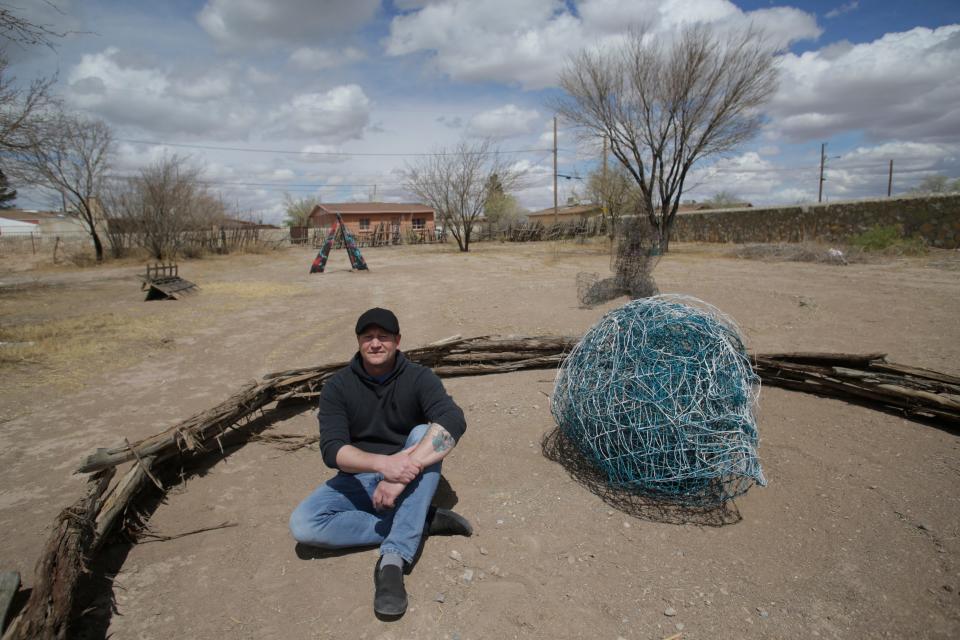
[1,240,958,639]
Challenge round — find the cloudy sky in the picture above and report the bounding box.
[7,0,960,222]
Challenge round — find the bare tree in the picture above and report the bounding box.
[403,139,520,252]
[702,190,744,208]
[0,54,58,155]
[586,163,639,243]
[1,2,69,49]
[556,24,779,252]
[12,113,112,261]
[104,154,224,260]
[283,193,321,227]
[0,3,65,157]
[910,174,960,195]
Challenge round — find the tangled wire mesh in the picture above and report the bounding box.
[578,216,661,307]
[552,295,765,505]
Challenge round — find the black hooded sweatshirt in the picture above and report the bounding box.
[318,351,467,470]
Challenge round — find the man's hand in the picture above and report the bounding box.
[378,449,421,483]
[373,480,406,510]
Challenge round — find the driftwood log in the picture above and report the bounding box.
[1,470,113,640]
[752,352,960,424]
[7,335,960,637]
[77,335,577,474]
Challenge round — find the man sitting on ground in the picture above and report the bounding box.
[289,307,472,617]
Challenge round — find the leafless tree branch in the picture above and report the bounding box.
[555,24,779,252]
[9,113,113,261]
[402,139,523,252]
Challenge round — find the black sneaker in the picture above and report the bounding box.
[373,558,407,617]
[426,507,473,537]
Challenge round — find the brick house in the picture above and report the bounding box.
[307,203,436,240]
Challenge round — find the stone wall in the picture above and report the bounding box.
[669,194,960,249]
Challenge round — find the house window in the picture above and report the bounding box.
[412,218,425,230]
[359,218,370,230]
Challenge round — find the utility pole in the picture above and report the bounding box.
[887,160,893,197]
[818,142,826,203]
[553,116,558,217]
[601,135,608,219]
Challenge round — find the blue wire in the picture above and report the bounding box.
[552,295,765,506]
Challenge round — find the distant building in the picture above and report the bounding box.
[527,203,603,225]
[217,217,280,230]
[0,209,87,235]
[0,215,38,235]
[678,200,753,212]
[306,202,436,238]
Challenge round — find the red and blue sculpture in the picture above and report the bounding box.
[310,211,369,273]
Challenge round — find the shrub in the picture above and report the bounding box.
[850,225,927,255]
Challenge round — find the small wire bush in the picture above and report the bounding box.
[551,295,766,505]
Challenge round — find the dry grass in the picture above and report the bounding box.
[0,312,171,388]
[730,242,864,264]
[200,281,308,300]
[544,236,612,265]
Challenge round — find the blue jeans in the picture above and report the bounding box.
[289,423,439,564]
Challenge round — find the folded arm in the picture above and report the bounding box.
[409,422,457,467]
[335,445,421,483]
[372,423,457,509]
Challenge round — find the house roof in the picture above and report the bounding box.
[0,216,38,229]
[528,203,602,218]
[0,209,67,221]
[312,202,433,215]
[218,217,280,229]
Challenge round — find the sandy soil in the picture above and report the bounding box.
[1,241,958,639]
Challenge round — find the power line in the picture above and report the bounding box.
[105,175,381,189]
[115,138,553,157]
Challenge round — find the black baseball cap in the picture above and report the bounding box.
[355,307,400,335]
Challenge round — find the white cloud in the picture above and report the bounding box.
[386,0,578,90]
[739,7,821,50]
[289,46,365,70]
[768,25,960,143]
[467,104,540,138]
[825,1,859,19]
[246,66,278,84]
[65,48,257,137]
[299,144,351,163]
[686,139,960,205]
[268,85,371,143]
[384,0,820,89]
[198,0,380,49]
[580,0,735,33]
[268,168,297,180]
[393,0,445,9]
[837,142,960,194]
[172,74,232,100]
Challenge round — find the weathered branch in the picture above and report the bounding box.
[2,469,114,640]
[7,334,955,638]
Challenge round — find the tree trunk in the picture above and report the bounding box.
[2,470,114,640]
[447,216,466,251]
[658,227,671,253]
[91,229,104,262]
[655,202,673,254]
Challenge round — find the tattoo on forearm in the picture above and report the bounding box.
[430,424,455,453]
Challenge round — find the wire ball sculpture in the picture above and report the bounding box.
[552,295,766,505]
